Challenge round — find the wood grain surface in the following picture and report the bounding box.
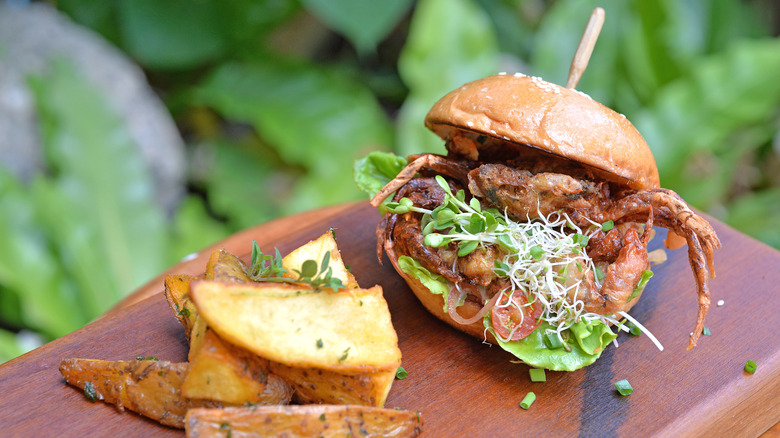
[1,201,778,437]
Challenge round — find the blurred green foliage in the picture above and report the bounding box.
[0,0,777,362]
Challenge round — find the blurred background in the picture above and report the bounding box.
[0,0,778,362]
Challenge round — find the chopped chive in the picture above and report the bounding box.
[702,327,711,336]
[614,379,633,396]
[601,220,614,231]
[395,366,408,380]
[744,360,757,374]
[543,333,564,349]
[520,392,536,409]
[529,368,546,382]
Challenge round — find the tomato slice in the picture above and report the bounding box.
[491,290,543,341]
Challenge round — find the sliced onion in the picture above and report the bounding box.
[447,287,502,326]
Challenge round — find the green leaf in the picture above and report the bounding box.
[633,38,780,209]
[397,256,451,312]
[353,151,407,198]
[723,188,780,249]
[115,0,300,69]
[457,240,479,257]
[300,260,318,279]
[191,58,394,213]
[302,0,414,55]
[396,0,499,156]
[168,195,230,265]
[197,138,282,231]
[0,169,85,338]
[488,321,616,371]
[28,60,168,317]
[117,0,227,69]
[568,319,617,356]
[0,329,26,364]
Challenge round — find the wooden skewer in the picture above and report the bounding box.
[566,7,605,89]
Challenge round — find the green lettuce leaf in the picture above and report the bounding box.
[397,256,450,312]
[487,319,616,372]
[353,151,407,198]
[399,252,616,371]
[568,319,618,356]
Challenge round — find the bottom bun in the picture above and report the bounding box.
[384,240,499,344]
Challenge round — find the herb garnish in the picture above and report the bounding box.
[83,381,98,402]
[338,347,350,363]
[248,241,345,291]
[135,356,159,361]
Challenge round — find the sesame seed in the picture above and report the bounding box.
[467,121,474,127]
[717,300,724,307]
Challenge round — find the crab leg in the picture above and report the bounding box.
[370,154,474,207]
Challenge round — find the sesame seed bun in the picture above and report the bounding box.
[425,73,660,190]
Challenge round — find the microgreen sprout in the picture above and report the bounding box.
[249,241,345,291]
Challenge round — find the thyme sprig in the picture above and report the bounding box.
[248,241,346,291]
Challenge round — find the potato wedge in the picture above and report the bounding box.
[164,273,199,337]
[256,373,295,406]
[268,362,396,407]
[191,281,401,373]
[59,358,222,428]
[205,249,251,283]
[182,329,271,404]
[185,405,423,438]
[282,230,359,289]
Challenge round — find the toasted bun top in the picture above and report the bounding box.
[425,73,660,190]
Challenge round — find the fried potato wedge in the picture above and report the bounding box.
[182,329,271,404]
[205,249,251,283]
[269,362,396,407]
[164,273,199,337]
[257,373,296,406]
[59,358,222,428]
[191,281,401,373]
[282,230,359,289]
[185,405,423,438]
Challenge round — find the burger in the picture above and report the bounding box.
[354,73,720,371]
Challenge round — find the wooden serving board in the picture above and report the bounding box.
[1,201,778,437]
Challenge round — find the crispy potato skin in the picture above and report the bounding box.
[185,405,423,438]
[205,250,252,283]
[163,274,199,336]
[59,359,222,428]
[269,362,395,407]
